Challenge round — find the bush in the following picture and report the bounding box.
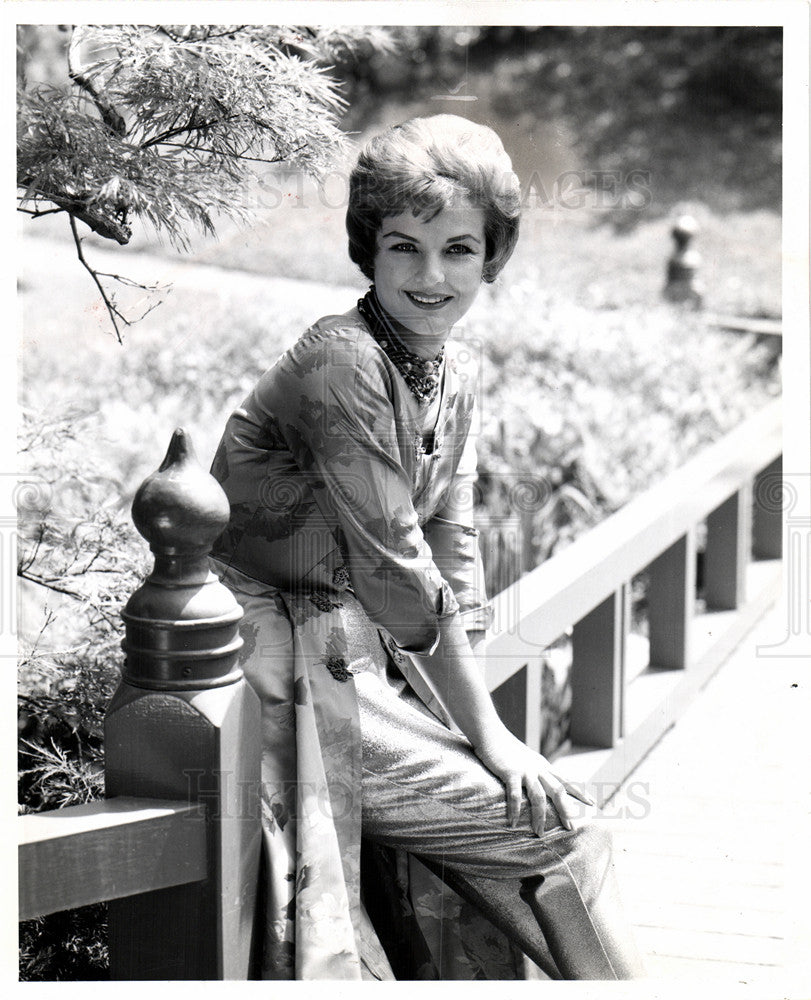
[467,281,779,594]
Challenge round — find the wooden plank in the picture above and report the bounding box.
[622,899,786,939]
[570,586,627,748]
[608,827,785,866]
[613,852,784,889]
[617,873,786,914]
[648,531,695,669]
[18,798,206,921]
[604,597,805,981]
[642,954,778,980]
[633,925,784,966]
[705,486,751,610]
[484,401,780,687]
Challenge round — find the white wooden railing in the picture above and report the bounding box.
[484,399,782,800]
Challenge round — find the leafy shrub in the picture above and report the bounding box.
[468,281,779,595]
[17,406,150,981]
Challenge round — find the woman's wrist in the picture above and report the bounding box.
[417,614,503,743]
[469,717,514,756]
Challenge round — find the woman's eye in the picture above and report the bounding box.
[390,242,416,253]
[447,244,475,255]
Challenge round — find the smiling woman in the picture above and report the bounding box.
[373,204,485,354]
[208,115,643,981]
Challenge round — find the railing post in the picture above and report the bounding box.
[492,665,527,743]
[491,657,546,753]
[753,457,783,559]
[524,659,543,753]
[704,485,751,610]
[105,429,260,980]
[648,530,696,669]
[570,584,628,748]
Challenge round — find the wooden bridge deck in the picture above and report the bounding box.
[601,601,810,987]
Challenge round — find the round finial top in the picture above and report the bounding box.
[131,428,230,556]
[672,214,699,245]
[122,429,243,689]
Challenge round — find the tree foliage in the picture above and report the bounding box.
[17,24,391,338]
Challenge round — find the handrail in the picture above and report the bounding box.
[482,398,782,801]
[484,398,781,684]
[18,798,206,921]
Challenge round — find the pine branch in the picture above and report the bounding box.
[68,214,167,342]
[69,214,124,343]
[68,26,126,136]
[18,24,392,338]
[140,113,240,150]
[17,205,65,219]
[157,140,301,164]
[18,570,121,628]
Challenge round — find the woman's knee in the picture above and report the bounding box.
[564,817,616,873]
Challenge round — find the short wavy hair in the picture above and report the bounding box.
[346,115,521,284]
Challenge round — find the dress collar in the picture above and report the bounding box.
[357,288,444,406]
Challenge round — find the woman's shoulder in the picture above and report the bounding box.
[257,305,388,400]
[300,305,370,349]
[287,306,380,368]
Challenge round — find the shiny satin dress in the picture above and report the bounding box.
[209,305,642,980]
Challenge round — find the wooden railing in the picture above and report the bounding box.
[18,399,783,978]
[19,429,262,979]
[485,398,782,800]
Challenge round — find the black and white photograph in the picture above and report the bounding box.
[9,0,810,990]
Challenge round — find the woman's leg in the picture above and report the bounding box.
[356,671,644,980]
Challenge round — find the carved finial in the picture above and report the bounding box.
[664,214,703,308]
[122,429,243,691]
[132,428,230,560]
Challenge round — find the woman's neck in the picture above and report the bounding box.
[370,288,448,359]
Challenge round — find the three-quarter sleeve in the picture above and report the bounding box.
[255,326,459,654]
[423,429,494,633]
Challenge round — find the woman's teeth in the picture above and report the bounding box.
[406,292,450,305]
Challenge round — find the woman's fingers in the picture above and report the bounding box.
[524,776,547,836]
[505,773,522,828]
[486,740,596,834]
[561,777,596,807]
[540,773,575,832]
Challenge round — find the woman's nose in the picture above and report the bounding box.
[418,253,445,287]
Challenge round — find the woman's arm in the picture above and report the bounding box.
[421,411,593,833]
[423,428,493,636]
[261,326,460,654]
[414,613,592,835]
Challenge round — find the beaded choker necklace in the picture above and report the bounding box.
[357,289,444,405]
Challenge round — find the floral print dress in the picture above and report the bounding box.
[210,308,520,979]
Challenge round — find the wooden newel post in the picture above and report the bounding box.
[105,429,260,980]
[663,215,703,308]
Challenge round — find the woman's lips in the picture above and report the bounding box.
[404,291,453,310]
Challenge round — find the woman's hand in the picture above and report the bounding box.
[473,725,595,836]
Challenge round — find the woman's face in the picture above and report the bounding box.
[373,200,486,347]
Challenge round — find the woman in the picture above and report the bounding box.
[210,115,643,980]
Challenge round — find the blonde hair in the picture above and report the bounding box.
[346,115,521,284]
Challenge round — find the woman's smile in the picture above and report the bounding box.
[373,201,486,355]
[404,291,454,309]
